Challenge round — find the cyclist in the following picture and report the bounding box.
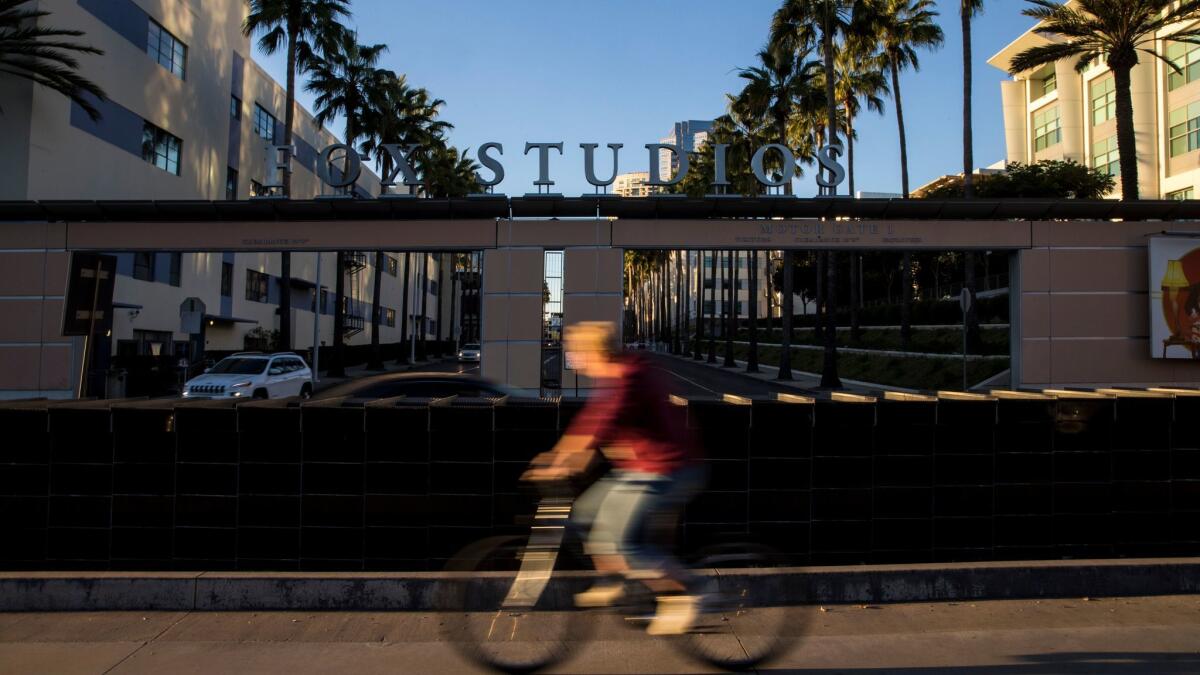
[524,321,707,635]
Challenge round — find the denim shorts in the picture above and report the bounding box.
[571,464,707,577]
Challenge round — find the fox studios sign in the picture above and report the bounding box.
[263,140,847,196]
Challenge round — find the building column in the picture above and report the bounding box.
[562,243,623,391]
[480,245,544,391]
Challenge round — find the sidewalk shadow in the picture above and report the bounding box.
[765,651,1200,674]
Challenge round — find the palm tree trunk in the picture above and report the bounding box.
[397,252,410,364]
[1112,64,1140,200]
[724,250,736,367]
[779,250,794,380]
[964,251,980,353]
[330,251,346,377]
[891,59,911,198]
[815,253,825,342]
[901,251,912,351]
[275,32,299,351]
[708,251,718,363]
[847,100,856,197]
[449,256,458,351]
[695,252,705,359]
[850,253,861,343]
[824,12,838,196]
[748,250,759,373]
[367,251,384,370]
[674,251,683,354]
[962,6,974,199]
[820,251,841,388]
[418,253,428,361]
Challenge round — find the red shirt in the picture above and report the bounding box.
[564,353,699,474]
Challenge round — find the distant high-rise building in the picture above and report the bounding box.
[657,119,714,182]
[612,171,663,197]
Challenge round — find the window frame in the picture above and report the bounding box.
[225,167,238,201]
[1090,76,1116,126]
[147,19,187,79]
[132,252,155,282]
[1092,136,1120,178]
[141,121,182,176]
[252,104,277,143]
[1169,102,1200,157]
[1167,41,1200,91]
[168,252,182,287]
[1169,187,1195,201]
[245,269,270,303]
[1032,106,1062,152]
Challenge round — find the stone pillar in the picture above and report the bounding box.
[1000,79,1029,165]
[1130,59,1160,198]
[1054,60,1084,164]
[480,245,544,392]
[562,248,623,390]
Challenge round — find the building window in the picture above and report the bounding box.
[1032,106,1061,152]
[385,255,398,276]
[250,180,267,197]
[384,308,396,327]
[1035,68,1057,98]
[252,104,277,142]
[1167,41,1200,91]
[147,20,186,79]
[1092,136,1120,177]
[220,262,233,297]
[132,252,155,282]
[246,269,270,303]
[1169,187,1195,201]
[429,279,439,296]
[230,95,241,120]
[1090,76,1115,126]
[168,253,182,287]
[1169,102,1200,157]
[225,167,237,200]
[320,288,328,313]
[141,121,181,175]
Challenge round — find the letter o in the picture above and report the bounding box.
[751,144,796,188]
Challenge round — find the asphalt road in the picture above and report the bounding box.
[3,595,1198,674]
[405,350,815,399]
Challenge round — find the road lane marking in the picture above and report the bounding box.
[650,366,719,395]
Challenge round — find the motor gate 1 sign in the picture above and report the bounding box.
[1149,235,1200,359]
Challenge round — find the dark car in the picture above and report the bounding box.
[313,372,520,401]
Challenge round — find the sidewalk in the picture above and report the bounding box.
[3,557,1197,611]
[2,596,1198,674]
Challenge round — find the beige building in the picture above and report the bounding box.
[988,3,1200,200]
[0,0,451,397]
[612,171,664,197]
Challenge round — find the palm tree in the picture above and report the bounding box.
[0,0,107,120]
[872,0,943,198]
[735,40,824,380]
[244,0,350,354]
[962,0,984,355]
[872,0,943,351]
[1010,1,1200,201]
[306,33,388,376]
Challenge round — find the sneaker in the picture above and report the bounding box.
[646,594,700,635]
[575,581,625,608]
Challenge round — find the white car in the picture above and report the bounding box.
[183,352,313,400]
[457,343,481,363]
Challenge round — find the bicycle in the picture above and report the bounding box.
[437,480,804,673]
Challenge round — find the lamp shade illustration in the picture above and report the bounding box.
[1162,259,1189,335]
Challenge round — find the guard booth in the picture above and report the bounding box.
[3,197,1200,398]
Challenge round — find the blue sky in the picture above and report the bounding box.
[254,0,1038,197]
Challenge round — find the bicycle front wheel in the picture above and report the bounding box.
[673,543,804,671]
[438,535,586,674]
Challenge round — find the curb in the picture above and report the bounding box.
[3,558,1198,611]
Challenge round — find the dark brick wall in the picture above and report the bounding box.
[1,392,1198,571]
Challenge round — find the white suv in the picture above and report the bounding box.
[183,352,313,400]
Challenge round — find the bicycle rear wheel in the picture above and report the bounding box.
[438,535,586,674]
[673,543,804,671]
